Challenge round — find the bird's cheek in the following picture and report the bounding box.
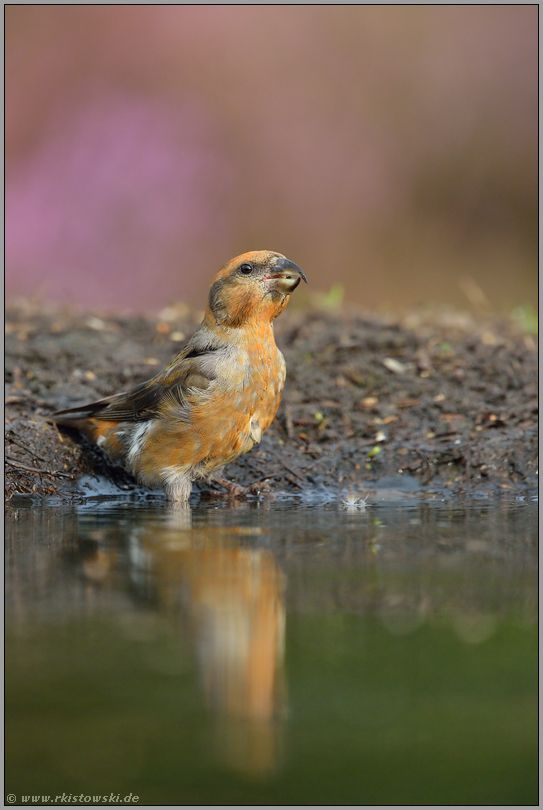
[224,286,258,325]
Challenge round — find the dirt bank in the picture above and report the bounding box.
[5,299,538,505]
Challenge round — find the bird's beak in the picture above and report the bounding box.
[264,258,307,294]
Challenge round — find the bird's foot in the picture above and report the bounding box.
[208,475,267,499]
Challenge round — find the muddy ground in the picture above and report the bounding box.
[5,298,538,505]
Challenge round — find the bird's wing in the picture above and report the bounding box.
[52,339,222,425]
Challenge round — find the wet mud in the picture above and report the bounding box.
[5,300,538,504]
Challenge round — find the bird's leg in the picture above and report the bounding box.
[164,473,193,503]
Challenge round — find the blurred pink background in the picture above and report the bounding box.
[6,6,537,313]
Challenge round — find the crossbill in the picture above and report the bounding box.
[52,250,306,502]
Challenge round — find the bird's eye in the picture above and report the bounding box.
[239,263,254,275]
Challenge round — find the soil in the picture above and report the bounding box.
[5,299,538,505]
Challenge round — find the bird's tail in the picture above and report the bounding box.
[50,393,121,427]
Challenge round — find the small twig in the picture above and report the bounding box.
[284,474,303,488]
[5,457,74,479]
[6,434,49,464]
[273,455,305,481]
[5,396,29,405]
[52,422,67,443]
[273,416,289,440]
[5,392,49,406]
[250,475,276,485]
[274,410,303,445]
[284,406,295,440]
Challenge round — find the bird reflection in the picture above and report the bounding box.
[188,544,285,775]
[80,506,286,776]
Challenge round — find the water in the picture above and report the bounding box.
[5,494,538,805]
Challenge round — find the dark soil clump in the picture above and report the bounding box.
[5,299,538,504]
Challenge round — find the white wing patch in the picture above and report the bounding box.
[126,422,152,468]
[249,415,262,444]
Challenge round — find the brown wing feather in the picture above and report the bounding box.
[51,332,223,426]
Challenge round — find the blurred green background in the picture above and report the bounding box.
[5,6,537,313]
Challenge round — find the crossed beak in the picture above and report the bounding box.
[265,257,308,294]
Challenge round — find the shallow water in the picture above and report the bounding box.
[5,494,538,805]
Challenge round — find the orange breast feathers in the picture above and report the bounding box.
[51,250,306,502]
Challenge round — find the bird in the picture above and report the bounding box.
[51,250,307,502]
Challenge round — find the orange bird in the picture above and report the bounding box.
[52,251,306,502]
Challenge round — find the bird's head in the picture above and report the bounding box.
[205,250,307,328]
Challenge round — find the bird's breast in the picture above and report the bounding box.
[125,341,286,483]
